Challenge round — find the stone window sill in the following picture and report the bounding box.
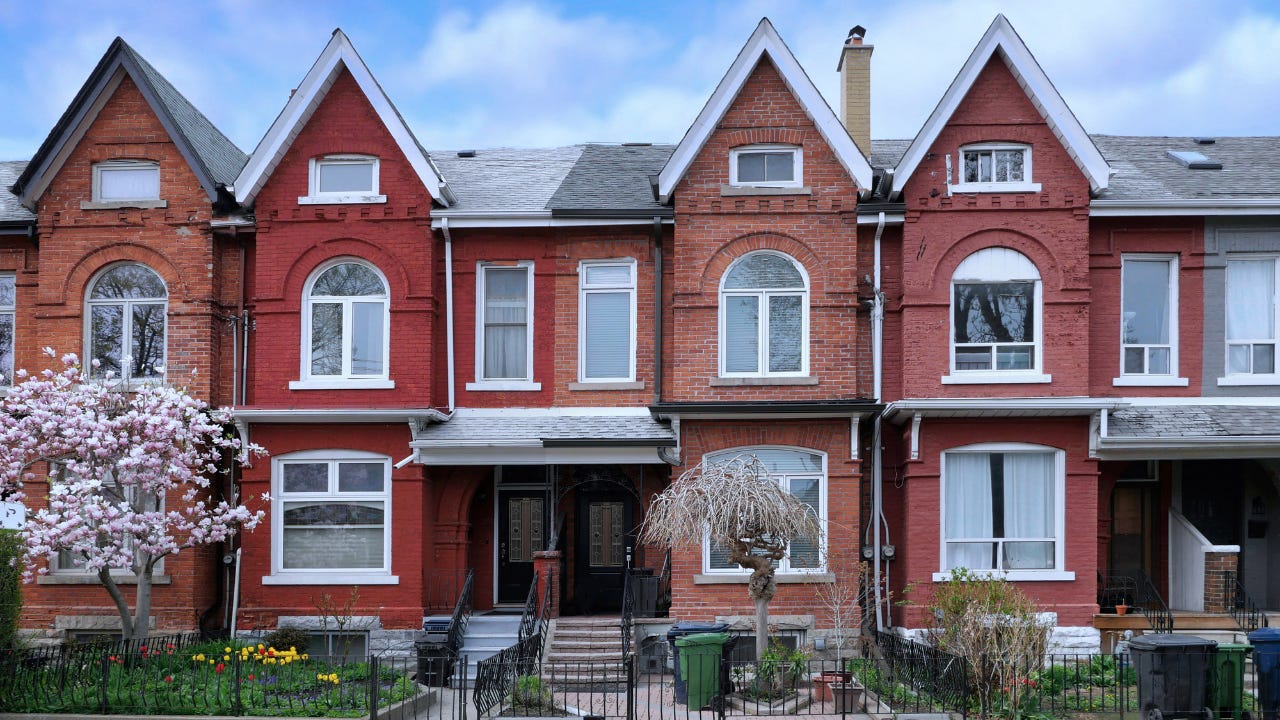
[693,573,833,585]
[720,185,812,197]
[710,376,818,387]
[39,574,171,585]
[1112,376,1189,387]
[568,381,645,391]
[941,372,1052,385]
[81,200,167,210]
[263,573,399,586]
[289,379,395,390]
[466,381,542,391]
[298,194,387,205]
[932,570,1075,582]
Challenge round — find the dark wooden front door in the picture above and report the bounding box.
[1111,483,1155,574]
[574,492,633,613]
[497,489,545,604]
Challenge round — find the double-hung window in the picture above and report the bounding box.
[947,247,1046,383]
[270,452,394,583]
[1118,255,1184,384]
[720,251,808,377]
[472,262,537,390]
[0,273,13,386]
[1225,257,1280,380]
[940,444,1068,580]
[300,155,385,204]
[703,447,825,574]
[730,145,802,188]
[86,264,167,380]
[578,260,636,382]
[295,260,390,388]
[954,143,1040,193]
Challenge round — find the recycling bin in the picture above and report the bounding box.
[668,621,730,702]
[1129,633,1217,720]
[1209,643,1252,720]
[414,632,454,687]
[677,632,731,710]
[1249,628,1280,720]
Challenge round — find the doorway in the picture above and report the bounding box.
[496,487,546,605]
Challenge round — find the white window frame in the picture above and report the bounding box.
[577,259,637,383]
[291,259,393,391]
[1219,254,1280,386]
[90,160,161,205]
[0,272,14,388]
[718,251,810,378]
[468,261,540,391]
[953,143,1041,193]
[299,155,386,205]
[945,248,1048,384]
[701,446,827,575]
[935,442,1072,582]
[266,450,397,585]
[1115,254,1187,387]
[84,263,168,382]
[729,144,803,188]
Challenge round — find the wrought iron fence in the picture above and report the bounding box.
[425,568,476,616]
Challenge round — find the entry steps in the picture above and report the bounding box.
[542,616,628,683]
[456,614,522,681]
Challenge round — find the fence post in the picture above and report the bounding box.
[369,654,380,720]
[626,654,636,720]
[99,652,110,713]
[233,651,243,715]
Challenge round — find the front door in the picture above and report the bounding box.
[1111,483,1156,575]
[574,492,633,613]
[497,489,545,604]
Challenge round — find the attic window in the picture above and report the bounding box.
[1166,150,1222,170]
[730,145,802,188]
[953,143,1041,193]
[300,155,387,205]
[88,161,162,207]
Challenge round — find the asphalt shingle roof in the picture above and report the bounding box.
[429,146,584,212]
[1109,405,1280,438]
[0,162,34,223]
[1092,136,1280,202]
[548,144,673,212]
[415,414,675,446]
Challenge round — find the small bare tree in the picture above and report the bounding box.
[641,456,822,662]
[814,548,864,670]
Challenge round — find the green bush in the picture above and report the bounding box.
[0,530,23,649]
[262,627,313,653]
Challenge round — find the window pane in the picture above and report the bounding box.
[338,462,384,493]
[724,254,804,290]
[1148,347,1171,374]
[995,345,1032,370]
[954,347,993,370]
[945,454,994,541]
[964,152,980,183]
[1124,347,1146,374]
[0,275,14,307]
[1227,260,1274,341]
[787,477,821,568]
[91,265,166,299]
[741,449,822,475]
[947,542,995,570]
[131,303,165,377]
[1007,151,1024,181]
[484,268,530,380]
[584,265,631,286]
[98,165,159,201]
[767,295,802,372]
[318,161,375,193]
[313,264,385,297]
[1229,344,1252,374]
[1004,541,1054,569]
[954,283,1033,343]
[1003,453,1054,539]
[763,152,794,182]
[282,501,385,569]
[1255,344,1276,374]
[979,153,992,182]
[282,463,328,493]
[737,153,766,182]
[350,302,384,375]
[310,303,342,376]
[724,295,759,373]
[1123,260,1171,345]
[91,304,124,377]
[584,291,630,379]
[0,313,12,386]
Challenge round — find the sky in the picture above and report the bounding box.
[1,0,1279,161]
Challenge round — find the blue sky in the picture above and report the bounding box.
[1,0,1279,161]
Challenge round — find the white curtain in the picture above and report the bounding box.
[484,268,528,379]
[99,166,159,200]
[1002,453,1055,569]
[945,453,994,570]
[1227,260,1274,341]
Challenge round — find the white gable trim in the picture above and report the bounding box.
[891,15,1109,196]
[234,29,451,206]
[656,18,873,202]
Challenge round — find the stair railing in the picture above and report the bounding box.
[446,568,475,654]
[1099,568,1172,633]
[1229,570,1269,633]
[476,571,550,718]
[621,547,635,658]
[517,570,541,642]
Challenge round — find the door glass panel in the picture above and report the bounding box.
[508,497,543,563]
[589,501,625,567]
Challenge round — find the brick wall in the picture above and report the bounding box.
[1203,552,1238,614]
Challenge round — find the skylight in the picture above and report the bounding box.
[1166,150,1223,170]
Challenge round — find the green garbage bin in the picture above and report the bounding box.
[1211,644,1253,720]
[677,632,730,709]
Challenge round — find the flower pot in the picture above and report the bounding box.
[1115,604,1129,615]
[831,681,865,713]
[812,671,852,702]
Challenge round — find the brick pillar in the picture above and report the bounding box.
[533,550,561,619]
[1202,551,1238,613]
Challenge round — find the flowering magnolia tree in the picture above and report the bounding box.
[0,351,266,640]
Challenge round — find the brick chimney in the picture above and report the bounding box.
[837,25,873,156]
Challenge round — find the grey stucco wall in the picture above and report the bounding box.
[1202,217,1280,395]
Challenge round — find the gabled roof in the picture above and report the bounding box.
[656,17,873,202]
[234,29,452,207]
[11,38,246,208]
[0,162,36,225]
[550,144,673,213]
[890,14,1109,196]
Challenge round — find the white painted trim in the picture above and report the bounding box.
[952,143,1037,193]
[475,261,536,385]
[718,250,810,378]
[263,573,399,585]
[234,30,449,206]
[949,247,1043,378]
[306,154,380,199]
[578,259,637,383]
[891,15,1109,195]
[232,408,447,423]
[92,160,161,203]
[951,182,1042,194]
[1111,396,1280,406]
[453,407,653,418]
[1112,376,1189,387]
[909,414,922,461]
[413,446,665,465]
[465,381,542,391]
[289,379,396,390]
[888,397,1127,415]
[298,194,386,205]
[933,570,1075,582]
[728,144,803,188]
[299,258,391,384]
[942,372,1052,384]
[657,18,873,201]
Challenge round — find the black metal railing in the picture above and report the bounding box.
[621,555,635,658]
[1228,571,1269,633]
[473,632,544,717]
[1099,569,1172,633]
[1135,570,1173,633]
[517,570,541,643]
[446,568,475,655]
[424,567,475,616]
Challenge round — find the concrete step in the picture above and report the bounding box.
[549,640,623,651]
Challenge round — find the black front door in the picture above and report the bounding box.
[497,489,545,604]
[574,491,633,613]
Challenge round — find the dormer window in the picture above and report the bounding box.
[300,155,386,205]
[86,161,163,208]
[730,145,802,188]
[954,143,1040,193]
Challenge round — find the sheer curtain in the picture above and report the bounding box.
[945,453,994,570]
[1002,453,1054,569]
[484,268,529,379]
[1227,260,1274,343]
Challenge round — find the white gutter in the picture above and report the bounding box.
[1090,199,1280,217]
[229,548,242,640]
[872,211,885,402]
[431,212,676,229]
[443,218,456,414]
[883,397,1128,420]
[870,210,886,631]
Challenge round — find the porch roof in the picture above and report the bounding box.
[409,409,676,465]
[1100,404,1280,458]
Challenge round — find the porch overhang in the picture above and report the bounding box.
[1097,403,1280,460]
[883,397,1126,422]
[649,399,881,421]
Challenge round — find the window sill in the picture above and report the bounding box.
[711,376,818,386]
[39,574,171,586]
[933,570,1075,582]
[298,194,387,205]
[950,182,1042,194]
[694,573,833,585]
[289,379,395,390]
[466,381,542,391]
[720,185,812,197]
[1217,375,1280,387]
[941,372,1051,385]
[263,573,399,586]
[80,199,168,210]
[568,381,644,391]
[1112,376,1189,387]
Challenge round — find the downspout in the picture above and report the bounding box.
[871,211,888,631]
[443,218,456,413]
[652,217,663,405]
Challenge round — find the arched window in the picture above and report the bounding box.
[703,446,826,573]
[719,251,808,377]
[949,247,1044,380]
[86,264,167,379]
[302,260,390,383]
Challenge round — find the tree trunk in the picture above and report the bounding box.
[99,569,134,641]
[754,594,769,662]
[133,561,154,641]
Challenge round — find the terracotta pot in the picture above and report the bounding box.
[831,682,865,713]
[1116,604,1129,615]
[812,671,853,702]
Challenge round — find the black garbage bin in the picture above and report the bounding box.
[1249,628,1280,720]
[414,632,455,687]
[630,568,660,618]
[1129,633,1217,720]
[667,622,730,703]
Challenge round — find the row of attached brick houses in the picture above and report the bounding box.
[3,15,1279,655]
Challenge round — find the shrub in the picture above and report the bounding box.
[511,674,553,708]
[262,627,313,654]
[0,530,22,649]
